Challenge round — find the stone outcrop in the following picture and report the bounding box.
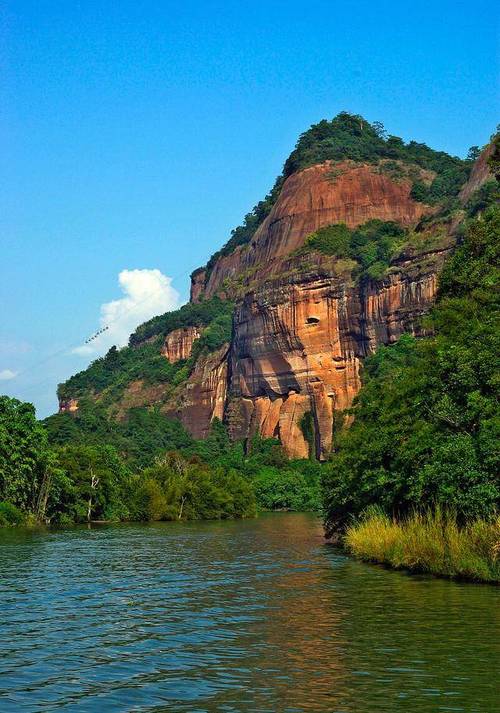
[459,142,495,203]
[164,344,229,439]
[173,240,449,458]
[161,326,201,363]
[59,398,79,414]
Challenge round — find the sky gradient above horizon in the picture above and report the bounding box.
[1,0,499,417]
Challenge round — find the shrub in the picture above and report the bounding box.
[303,224,351,256]
[128,452,257,522]
[0,501,25,526]
[253,467,321,511]
[302,219,406,280]
[129,477,173,522]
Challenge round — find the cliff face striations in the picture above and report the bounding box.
[165,344,229,440]
[169,159,453,457]
[191,160,433,302]
[225,264,442,459]
[162,326,201,363]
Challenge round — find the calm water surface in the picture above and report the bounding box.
[0,513,498,712]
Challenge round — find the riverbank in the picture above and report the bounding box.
[345,509,500,583]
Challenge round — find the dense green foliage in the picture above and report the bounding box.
[191,422,322,512]
[0,396,58,517]
[301,219,406,280]
[1,396,320,526]
[196,112,471,285]
[253,465,321,511]
[345,507,500,583]
[323,204,500,534]
[45,406,193,468]
[283,113,468,182]
[128,451,256,522]
[50,444,130,524]
[0,501,25,526]
[58,340,180,400]
[0,399,260,525]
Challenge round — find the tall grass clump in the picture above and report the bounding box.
[345,508,500,583]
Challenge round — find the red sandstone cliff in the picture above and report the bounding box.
[162,326,201,363]
[225,255,444,459]
[191,160,433,302]
[167,159,454,458]
[164,344,229,439]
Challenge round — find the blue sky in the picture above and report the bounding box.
[1,0,499,417]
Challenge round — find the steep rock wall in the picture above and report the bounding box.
[191,160,432,301]
[162,326,201,363]
[175,244,448,457]
[59,398,79,413]
[176,160,452,455]
[164,344,229,440]
[459,143,495,203]
[225,257,442,459]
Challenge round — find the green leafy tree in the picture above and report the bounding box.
[128,450,256,521]
[53,444,130,523]
[253,467,321,511]
[0,396,58,518]
[467,146,481,161]
[302,219,406,280]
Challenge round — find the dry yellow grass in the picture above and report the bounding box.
[345,508,500,583]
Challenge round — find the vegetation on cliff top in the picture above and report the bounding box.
[323,202,500,536]
[129,295,232,346]
[45,405,193,468]
[299,219,407,280]
[195,112,473,283]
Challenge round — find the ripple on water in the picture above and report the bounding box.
[0,514,499,712]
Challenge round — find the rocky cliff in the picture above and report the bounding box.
[190,160,433,302]
[177,240,449,459]
[56,115,494,460]
[165,344,229,439]
[162,326,201,363]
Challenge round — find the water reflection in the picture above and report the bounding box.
[0,514,498,712]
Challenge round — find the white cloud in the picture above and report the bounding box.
[72,269,180,356]
[0,369,17,380]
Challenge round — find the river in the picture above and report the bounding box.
[0,513,498,712]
